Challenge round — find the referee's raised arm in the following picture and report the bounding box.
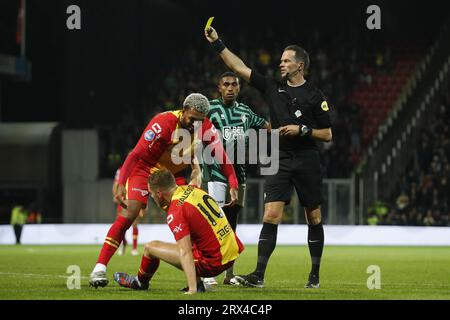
[204,27,252,83]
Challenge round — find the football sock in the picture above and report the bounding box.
[97,215,133,266]
[132,225,138,250]
[225,265,235,279]
[138,255,160,284]
[93,263,106,273]
[308,222,324,277]
[254,222,278,279]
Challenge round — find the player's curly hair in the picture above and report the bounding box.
[183,93,210,114]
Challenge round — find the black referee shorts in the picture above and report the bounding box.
[264,150,323,208]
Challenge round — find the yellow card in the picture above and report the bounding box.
[205,16,214,31]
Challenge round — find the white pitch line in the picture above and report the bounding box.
[0,272,89,279]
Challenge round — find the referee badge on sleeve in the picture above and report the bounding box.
[321,101,329,111]
[295,110,302,118]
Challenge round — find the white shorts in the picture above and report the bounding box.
[207,181,246,208]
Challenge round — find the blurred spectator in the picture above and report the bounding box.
[10,205,28,244]
[396,191,409,214]
[26,203,42,224]
[423,209,435,226]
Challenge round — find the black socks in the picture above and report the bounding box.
[308,222,324,277]
[254,222,278,279]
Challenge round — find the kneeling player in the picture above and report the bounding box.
[113,169,244,294]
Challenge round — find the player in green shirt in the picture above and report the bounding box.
[203,71,269,286]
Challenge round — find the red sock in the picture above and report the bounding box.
[132,225,138,250]
[97,216,133,265]
[138,255,160,284]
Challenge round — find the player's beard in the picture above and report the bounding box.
[153,194,169,212]
[158,198,170,211]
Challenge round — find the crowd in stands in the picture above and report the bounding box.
[369,93,450,226]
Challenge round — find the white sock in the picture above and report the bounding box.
[93,263,106,273]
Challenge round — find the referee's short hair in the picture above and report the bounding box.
[284,45,310,71]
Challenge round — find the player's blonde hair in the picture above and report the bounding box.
[183,93,210,114]
[148,169,176,192]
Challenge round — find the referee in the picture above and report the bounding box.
[205,27,332,288]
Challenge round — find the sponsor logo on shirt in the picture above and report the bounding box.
[172,224,183,234]
[223,126,245,141]
[131,188,149,197]
[144,129,155,141]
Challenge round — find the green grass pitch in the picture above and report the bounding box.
[1,245,449,300]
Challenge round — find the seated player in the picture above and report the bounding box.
[113,169,244,294]
[89,93,239,288]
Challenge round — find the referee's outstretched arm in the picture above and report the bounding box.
[204,27,251,83]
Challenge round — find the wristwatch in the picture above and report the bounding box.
[300,125,312,137]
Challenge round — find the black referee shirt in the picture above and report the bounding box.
[250,71,332,152]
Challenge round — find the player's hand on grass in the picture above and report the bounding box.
[224,187,238,208]
[279,125,300,136]
[204,26,218,43]
[183,290,197,295]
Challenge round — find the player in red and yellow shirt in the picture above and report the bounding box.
[113,169,244,294]
[90,93,239,288]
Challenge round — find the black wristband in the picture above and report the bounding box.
[211,39,226,53]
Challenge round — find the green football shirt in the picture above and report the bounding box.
[203,98,266,184]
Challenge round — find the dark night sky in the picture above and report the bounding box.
[0,0,448,126]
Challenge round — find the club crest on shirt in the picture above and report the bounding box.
[223,126,245,141]
[144,129,156,141]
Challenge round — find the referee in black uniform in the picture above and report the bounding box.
[205,27,332,288]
